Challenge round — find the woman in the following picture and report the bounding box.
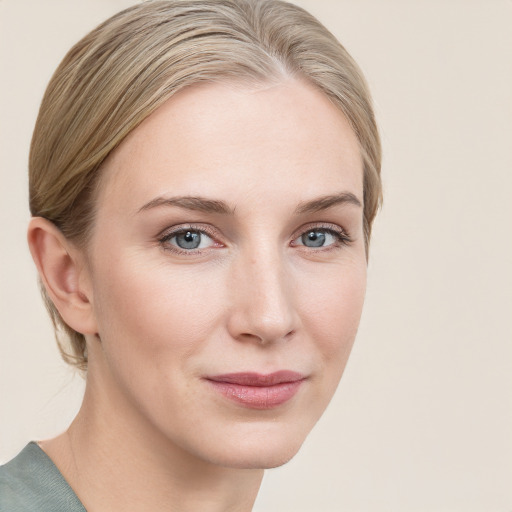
[0,0,381,510]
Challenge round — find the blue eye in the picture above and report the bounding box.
[161,229,215,251]
[293,227,350,249]
[301,230,327,247]
[175,231,201,249]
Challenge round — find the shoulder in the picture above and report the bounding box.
[0,443,86,512]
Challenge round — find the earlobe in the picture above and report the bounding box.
[27,217,98,336]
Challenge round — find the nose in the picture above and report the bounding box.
[226,246,299,345]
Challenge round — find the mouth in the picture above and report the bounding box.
[205,371,306,410]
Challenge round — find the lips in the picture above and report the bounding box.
[205,371,305,409]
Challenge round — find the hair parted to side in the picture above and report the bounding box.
[29,0,382,373]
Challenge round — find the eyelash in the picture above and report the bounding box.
[158,223,353,256]
[158,224,219,256]
[291,223,353,250]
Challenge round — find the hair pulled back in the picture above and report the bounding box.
[29,0,382,372]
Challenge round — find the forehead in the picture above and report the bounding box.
[97,79,363,213]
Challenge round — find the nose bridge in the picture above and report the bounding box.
[228,240,297,344]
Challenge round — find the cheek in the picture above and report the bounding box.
[297,259,366,369]
[91,257,224,361]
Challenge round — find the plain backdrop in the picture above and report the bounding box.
[1,1,511,510]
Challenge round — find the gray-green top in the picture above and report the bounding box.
[0,442,86,512]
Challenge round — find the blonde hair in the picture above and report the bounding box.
[29,0,382,372]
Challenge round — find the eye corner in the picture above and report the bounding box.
[291,224,353,251]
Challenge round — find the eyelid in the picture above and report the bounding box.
[158,223,218,240]
[291,222,351,241]
[158,223,223,255]
[296,221,346,233]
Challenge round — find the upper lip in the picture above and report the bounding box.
[206,371,305,387]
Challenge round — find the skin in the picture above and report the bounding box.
[29,78,367,511]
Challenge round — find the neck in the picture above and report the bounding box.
[40,363,264,512]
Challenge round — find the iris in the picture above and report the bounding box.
[302,231,326,247]
[176,231,202,249]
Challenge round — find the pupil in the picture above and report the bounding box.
[302,230,326,247]
[176,231,201,249]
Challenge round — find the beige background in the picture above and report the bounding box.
[1,0,511,510]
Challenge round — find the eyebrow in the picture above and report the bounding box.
[138,192,362,215]
[138,196,236,215]
[295,192,362,214]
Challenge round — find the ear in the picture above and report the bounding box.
[27,217,98,336]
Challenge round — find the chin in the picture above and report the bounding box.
[240,450,300,470]
[197,422,311,470]
[214,444,303,470]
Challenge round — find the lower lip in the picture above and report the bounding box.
[206,380,304,410]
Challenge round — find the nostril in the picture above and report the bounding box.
[256,328,296,346]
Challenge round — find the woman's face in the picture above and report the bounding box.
[82,79,366,469]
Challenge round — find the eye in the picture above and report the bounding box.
[297,229,336,248]
[301,230,331,248]
[160,228,216,252]
[292,226,351,249]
